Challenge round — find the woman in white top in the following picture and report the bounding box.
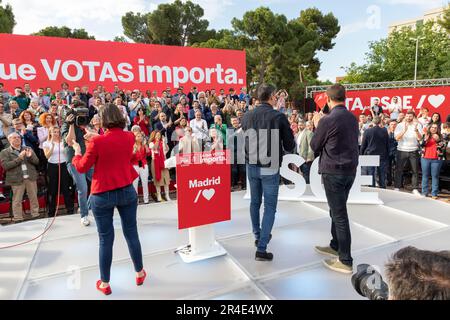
[388,96,402,120]
[43,126,74,217]
[189,110,208,143]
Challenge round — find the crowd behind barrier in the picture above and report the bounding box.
[0,82,448,224]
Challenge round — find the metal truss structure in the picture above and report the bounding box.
[305,78,450,98]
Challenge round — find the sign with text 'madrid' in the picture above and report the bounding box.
[176,150,231,230]
[0,34,246,92]
[313,86,449,117]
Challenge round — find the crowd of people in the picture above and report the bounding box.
[0,81,448,225]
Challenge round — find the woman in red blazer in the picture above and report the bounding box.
[71,103,146,295]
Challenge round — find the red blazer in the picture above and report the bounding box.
[72,128,138,194]
[131,145,150,167]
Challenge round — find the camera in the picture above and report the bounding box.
[351,264,389,300]
[66,107,89,126]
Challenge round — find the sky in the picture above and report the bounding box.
[6,0,448,82]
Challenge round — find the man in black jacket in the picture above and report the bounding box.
[360,116,389,188]
[310,83,359,274]
[241,84,295,262]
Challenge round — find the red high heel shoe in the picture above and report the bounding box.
[136,269,147,286]
[96,280,112,295]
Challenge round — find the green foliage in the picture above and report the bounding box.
[122,12,152,43]
[297,7,340,51]
[0,0,15,33]
[32,26,95,39]
[344,21,450,83]
[113,36,128,43]
[121,0,210,46]
[438,5,450,33]
[196,6,339,98]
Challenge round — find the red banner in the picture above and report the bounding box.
[313,86,449,117]
[176,150,231,229]
[0,34,246,93]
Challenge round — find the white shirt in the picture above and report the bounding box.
[388,103,402,120]
[418,116,431,128]
[394,122,422,152]
[189,119,208,140]
[37,127,49,149]
[43,141,67,164]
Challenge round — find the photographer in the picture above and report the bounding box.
[61,100,94,227]
[353,246,450,300]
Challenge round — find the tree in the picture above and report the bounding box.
[121,12,152,43]
[195,7,340,99]
[32,26,95,39]
[120,0,211,46]
[438,5,450,33]
[297,7,340,51]
[113,35,128,43]
[344,21,450,83]
[0,0,15,33]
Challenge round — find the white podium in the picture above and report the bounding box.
[176,224,227,263]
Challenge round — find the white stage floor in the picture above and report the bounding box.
[1,188,449,300]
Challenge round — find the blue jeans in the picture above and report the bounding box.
[88,184,143,283]
[247,164,280,253]
[421,158,443,197]
[67,163,93,218]
[322,173,355,267]
[367,159,387,189]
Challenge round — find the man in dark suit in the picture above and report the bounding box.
[360,116,389,188]
[311,83,359,274]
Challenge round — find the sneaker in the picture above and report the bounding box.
[314,246,339,258]
[412,189,422,196]
[323,258,353,274]
[81,216,90,226]
[255,234,272,247]
[255,251,273,261]
[393,188,400,191]
[31,212,40,218]
[432,196,439,200]
[164,193,171,201]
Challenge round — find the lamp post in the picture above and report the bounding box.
[410,36,425,85]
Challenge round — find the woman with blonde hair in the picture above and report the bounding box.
[149,130,171,202]
[131,132,150,204]
[43,126,74,217]
[37,112,56,171]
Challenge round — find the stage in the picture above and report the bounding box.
[1,188,449,300]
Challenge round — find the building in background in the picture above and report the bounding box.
[388,7,447,33]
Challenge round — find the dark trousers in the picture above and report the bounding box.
[322,173,355,267]
[300,161,312,184]
[367,158,387,188]
[386,155,396,186]
[395,150,419,189]
[47,162,74,217]
[231,164,246,187]
[88,184,143,283]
